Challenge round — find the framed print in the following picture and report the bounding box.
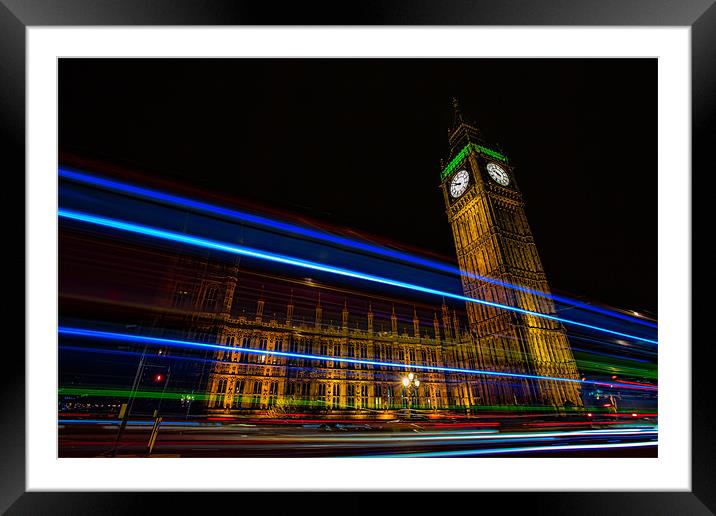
[2,1,712,514]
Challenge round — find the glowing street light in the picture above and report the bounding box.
[401,373,420,419]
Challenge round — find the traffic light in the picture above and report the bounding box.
[154,373,164,383]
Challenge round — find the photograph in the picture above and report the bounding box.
[56,57,659,459]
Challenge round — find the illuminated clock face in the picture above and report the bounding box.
[486,162,510,186]
[450,169,470,198]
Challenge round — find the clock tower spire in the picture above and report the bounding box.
[451,97,465,128]
[439,100,583,408]
[449,97,483,157]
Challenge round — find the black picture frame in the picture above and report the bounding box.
[2,1,711,514]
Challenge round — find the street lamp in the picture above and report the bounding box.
[181,394,196,420]
[401,373,420,418]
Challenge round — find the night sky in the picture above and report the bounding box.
[59,58,657,314]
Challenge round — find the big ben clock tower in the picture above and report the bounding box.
[440,98,582,408]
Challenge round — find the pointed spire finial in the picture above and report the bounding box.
[315,293,323,330]
[448,96,481,152]
[255,288,266,322]
[452,96,464,126]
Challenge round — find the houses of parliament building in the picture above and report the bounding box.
[156,101,584,417]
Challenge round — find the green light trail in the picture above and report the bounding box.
[574,355,657,380]
[59,387,209,401]
[59,387,654,415]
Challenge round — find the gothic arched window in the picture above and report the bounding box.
[172,284,193,309]
[202,285,219,312]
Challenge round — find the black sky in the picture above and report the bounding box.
[59,58,657,314]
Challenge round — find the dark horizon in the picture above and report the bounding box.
[59,58,657,314]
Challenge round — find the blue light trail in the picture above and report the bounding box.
[373,439,657,458]
[58,327,658,391]
[59,345,488,384]
[58,209,657,345]
[59,167,655,329]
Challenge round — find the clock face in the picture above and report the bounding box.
[449,169,470,198]
[486,162,510,186]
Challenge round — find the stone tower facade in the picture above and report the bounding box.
[439,99,582,407]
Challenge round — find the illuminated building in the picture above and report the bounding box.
[155,100,582,416]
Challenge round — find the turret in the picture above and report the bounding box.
[441,300,452,340]
[315,293,322,330]
[391,305,398,336]
[413,306,420,338]
[286,290,294,326]
[342,299,349,331]
[255,286,265,323]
